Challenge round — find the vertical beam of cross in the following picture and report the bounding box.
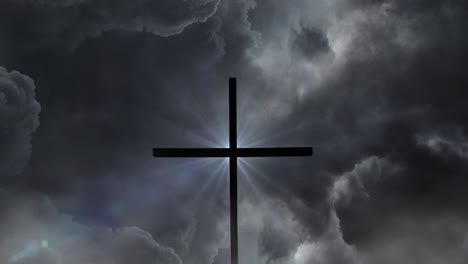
[153,78,313,264]
[229,78,238,264]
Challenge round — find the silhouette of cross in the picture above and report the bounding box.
[153,78,313,264]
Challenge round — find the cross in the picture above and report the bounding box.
[153,78,313,264]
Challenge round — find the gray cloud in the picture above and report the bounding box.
[0,65,180,264]
[293,211,363,264]
[417,129,468,161]
[0,0,219,56]
[358,214,468,264]
[291,27,331,60]
[12,0,89,7]
[0,67,40,179]
[331,156,401,207]
[2,0,468,263]
[330,157,468,264]
[0,189,182,264]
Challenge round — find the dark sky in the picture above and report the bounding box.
[1,0,468,263]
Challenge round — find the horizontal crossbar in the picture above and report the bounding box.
[237,147,313,157]
[153,147,313,158]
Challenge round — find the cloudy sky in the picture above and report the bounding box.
[1,0,468,263]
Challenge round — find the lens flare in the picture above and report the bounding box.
[9,239,51,263]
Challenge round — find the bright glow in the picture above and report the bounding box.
[9,240,48,263]
[41,240,49,249]
[192,157,229,203]
[294,243,317,264]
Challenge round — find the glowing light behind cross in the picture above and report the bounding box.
[153,78,313,264]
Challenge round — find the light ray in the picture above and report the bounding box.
[185,103,229,148]
[237,158,263,200]
[191,158,229,206]
[9,239,53,263]
[238,158,286,196]
[186,130,225,148]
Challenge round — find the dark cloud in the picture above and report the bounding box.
[0,0,219,57]
[291,27,331,60]
[0,189,182,264]
[417,129,468,162]
[1,0,468,263]
[317,0,468,243]
[0,64,182,264]
[359,214,468,264]
[0,67,40,179]
[240,0,468,262]
[292,211,362,264]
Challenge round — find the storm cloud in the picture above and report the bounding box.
[0,67,40,179]
[1,0,468,263]
[0,0,219,56]
[0,189,182,264]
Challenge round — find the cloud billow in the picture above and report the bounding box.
[0,65,183,264]
[0,67,40,179]
[291,27,331,60]
[0,189,182,264]
[1,0,468,263]
[0,0,220,55]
